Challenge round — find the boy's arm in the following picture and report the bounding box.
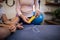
[2,14,8,22]
[0,24,7,27]
[2,14,11,25]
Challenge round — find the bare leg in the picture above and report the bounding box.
[11,17,19,24]
[3,17,19,25]
[2,14,19,25]
[0,27,11,40]
[11,17,24,29]
[2,15,24,29]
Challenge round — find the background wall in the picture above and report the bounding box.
[40,0,59,12]
[40,0,59,20]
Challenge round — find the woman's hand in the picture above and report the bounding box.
[35,10,40,17]
[23,16,30,24]
[20,14,30,24]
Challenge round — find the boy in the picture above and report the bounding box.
[0,3,11,40]
[0,2,23,40]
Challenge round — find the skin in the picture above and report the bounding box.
[0,24,11,40]
[0,24,16,32]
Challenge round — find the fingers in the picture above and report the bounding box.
[23,17,29,23]
[17,26,24,30]
[16,23,24,30]
[21,15,30,24]
[24,17,30,24]
[35,11,40,17]
[9,25,16,32]
[24,16,29,21]
[10,26,16,32]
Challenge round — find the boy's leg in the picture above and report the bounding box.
[3,17,19,25]
[2,14,8,22]
[1,14,19,25]
[11,17,24,29]
[11,17,19,24]
[0,27,11,40]
[2,15,23,29]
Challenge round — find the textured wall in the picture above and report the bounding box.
[40,0,59,20]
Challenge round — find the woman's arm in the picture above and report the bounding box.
[16,0,22,16]
[34,0,40,11]
[16,0,30,23]
[16,0,24,19]
[34,0,40,17]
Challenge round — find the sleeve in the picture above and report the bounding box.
[34,0,40,11]
[16,0,22,16]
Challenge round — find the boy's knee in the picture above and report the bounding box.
[0,27,11,39]
[16,17,19,21]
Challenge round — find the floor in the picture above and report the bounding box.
[7,25,60,40]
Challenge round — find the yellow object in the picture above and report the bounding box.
[28,16,36,23]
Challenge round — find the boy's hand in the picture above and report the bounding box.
[9,25,16,32]
[4,25,16,32]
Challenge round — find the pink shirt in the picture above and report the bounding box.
[16,0,39,17]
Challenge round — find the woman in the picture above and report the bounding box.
[16,0,40,24]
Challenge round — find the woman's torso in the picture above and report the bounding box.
[19,0,34,17]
